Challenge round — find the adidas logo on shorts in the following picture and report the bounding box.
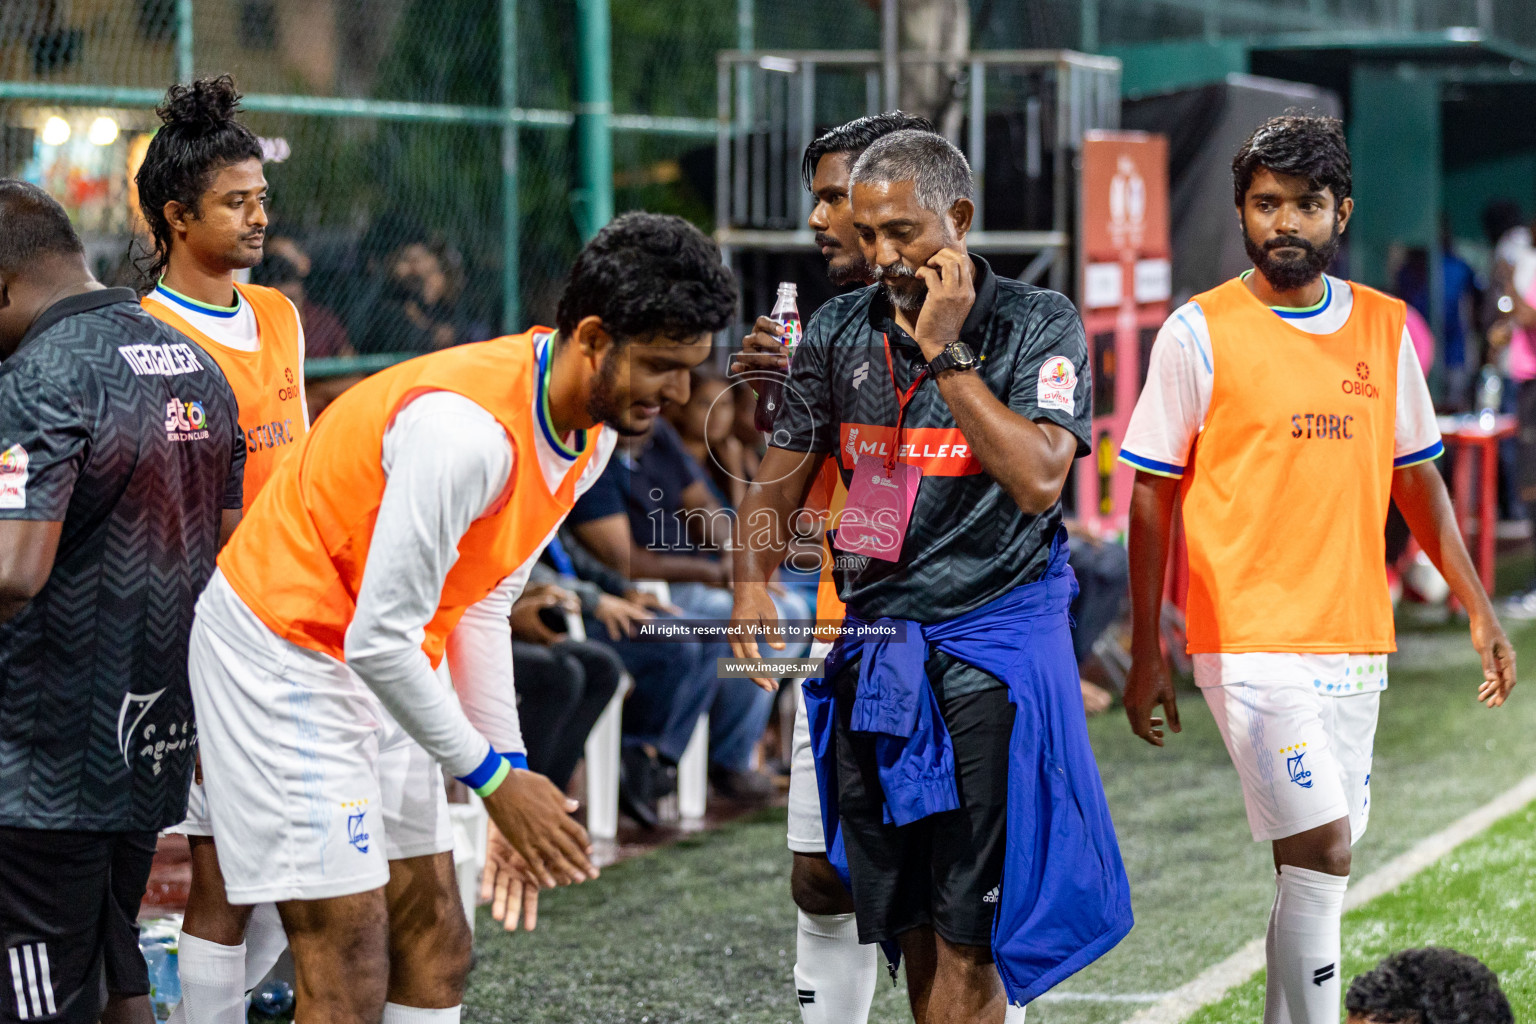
[983,885,1000,904]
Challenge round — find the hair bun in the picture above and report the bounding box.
[158,74,243,132]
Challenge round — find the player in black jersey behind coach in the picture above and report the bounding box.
[0,180,244,1024]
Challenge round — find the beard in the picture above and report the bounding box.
[819,233,872,287]
[585,348,650,437]
[1244,219,1342,292]
[827,255,872,287]
[872,260,926,313]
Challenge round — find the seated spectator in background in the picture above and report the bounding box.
[1395,237,1478,409]
[536,528,752,826]
[1489,264,1536,618]
[569,420,810,805]
[362,234,472,353]
[569,416,810,642]
[1345,947,1512,1024]
[1402,304,1435,377]
[259,236,354,358]
[665,369,748,508]
[254,237,361,418]
[507,576,626,793]
[1485,199,1530,273]
[1065,522,1129,715]
[729,378,765,482]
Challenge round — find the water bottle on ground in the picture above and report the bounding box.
[248,979,296,1024]
[753,282,801,436]
[138,922,181,1023]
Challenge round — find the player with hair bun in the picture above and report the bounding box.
[136,75,308,1024]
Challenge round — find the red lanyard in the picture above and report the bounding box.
[881,334,928,472]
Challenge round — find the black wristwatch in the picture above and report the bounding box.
[928,340,979,377]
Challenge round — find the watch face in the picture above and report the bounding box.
[948,342,976,368]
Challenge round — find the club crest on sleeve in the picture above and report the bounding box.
[0,443,28,509]
[1037,356,1078,413]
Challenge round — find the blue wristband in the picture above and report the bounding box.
[455,748,509,796]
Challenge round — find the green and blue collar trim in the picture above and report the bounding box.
[154,278,241,319]
[536,332,585,460]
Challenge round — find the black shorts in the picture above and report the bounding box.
[0,828,157,1024]
[833,656,1015,948]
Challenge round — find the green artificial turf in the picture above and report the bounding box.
[1186,802,1536,1023]
[464,620,1536,1023]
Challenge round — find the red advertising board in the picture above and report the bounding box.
[1076,131,1170,535]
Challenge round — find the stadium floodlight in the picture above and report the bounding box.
[88,115,119,146]
[41,116,70,146]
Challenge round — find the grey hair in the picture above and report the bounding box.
[848,129,974,215]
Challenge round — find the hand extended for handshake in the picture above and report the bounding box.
[478,767,599,932]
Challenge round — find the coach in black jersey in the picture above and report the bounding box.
[0,181,244,1024]
[732,132,1122,1023]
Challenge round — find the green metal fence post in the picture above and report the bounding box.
[574,0,614,241]
[573,0,614,241]
[175,0,193,82]
[501,0,521,332]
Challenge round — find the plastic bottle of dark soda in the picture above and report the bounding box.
[753,282,800,434]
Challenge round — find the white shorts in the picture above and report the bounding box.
[1198,655,1382,844]
[187,571,453,905]
[786,641,834,854]
[169,740,446,854]
[167,775,214,837]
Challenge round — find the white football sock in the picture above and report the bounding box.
[1271,865,1348,1024]
[242,903,289,991]
[1003,1002,1027,1022]
[169,934,247,1024]
[794,911,877,1024]
[382,1004,461,1024]
[1263,881,1291,1024]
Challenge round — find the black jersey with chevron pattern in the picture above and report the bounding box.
[0,290,243,830]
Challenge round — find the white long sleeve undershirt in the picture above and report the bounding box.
[343,392,518,779]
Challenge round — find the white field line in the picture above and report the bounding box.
[1119,771,1536,1024]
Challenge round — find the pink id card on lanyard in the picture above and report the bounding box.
[834,457,922,561]
[833,332,928,561]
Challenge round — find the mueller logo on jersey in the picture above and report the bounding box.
[248,418,296,453]
[1291,412,1354,440]
[1342,361,1379,398]
[164,398,210,442]
[119,342,205,377]
[0,443,27,510]
[838,423,982,476]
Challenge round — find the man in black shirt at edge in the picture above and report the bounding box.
[0,181,244,1024]
[732,131,1108,1023]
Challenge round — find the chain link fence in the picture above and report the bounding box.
[0,0,1529,364]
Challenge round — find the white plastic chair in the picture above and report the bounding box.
[677,714,709,821]
[582,672,632,841]
[448,794,488,933]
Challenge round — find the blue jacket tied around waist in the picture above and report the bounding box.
[804,532,1133,1006]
